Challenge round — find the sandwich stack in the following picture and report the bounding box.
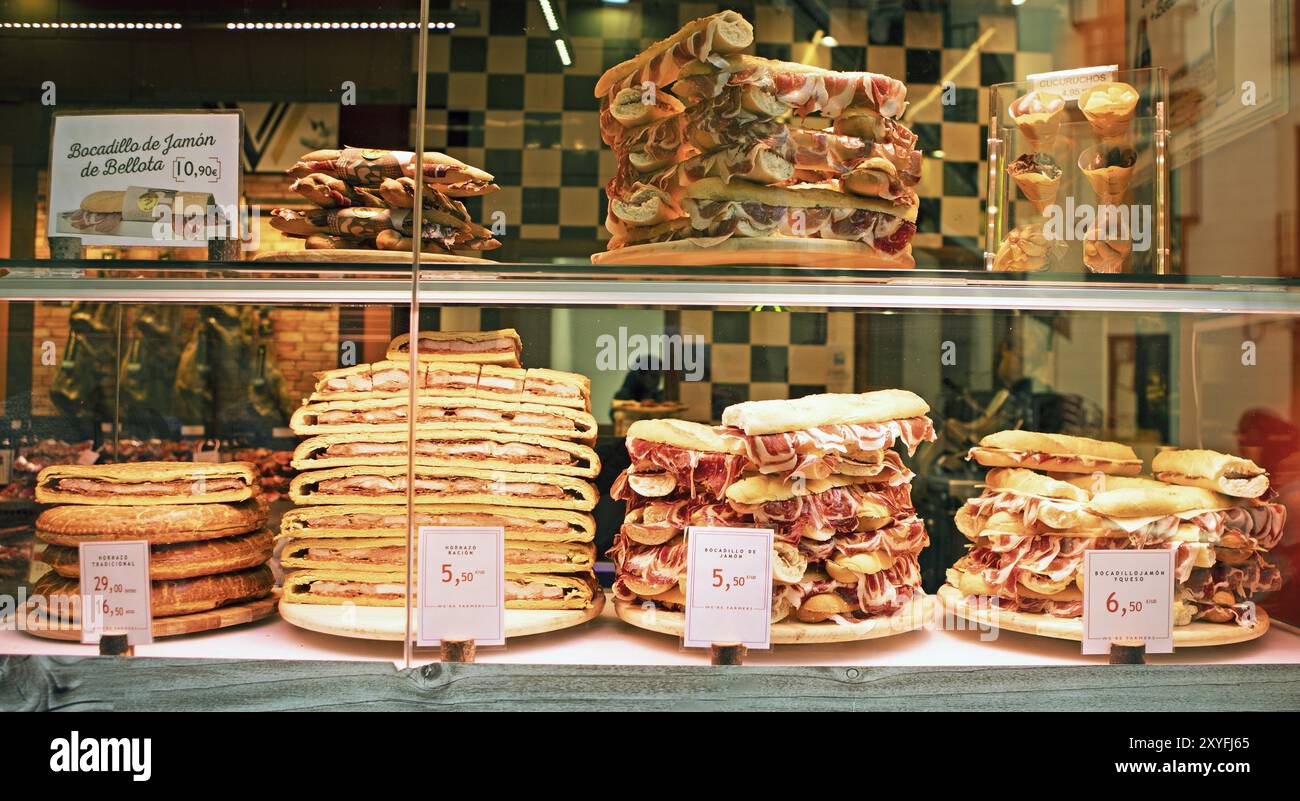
[278,329,603,637]
[609,390,936,641]
[940,432,1284,644]
[29,462,275,635]
[268,148,501,255]
[592,11,921,268]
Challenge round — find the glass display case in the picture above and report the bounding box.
[0,1,1298,713]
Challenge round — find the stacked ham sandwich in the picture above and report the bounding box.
[279,329,601,612]
[609,390,936,625]
[596,11,921,265]
[270,148,500,254]
[945,432,1284,628]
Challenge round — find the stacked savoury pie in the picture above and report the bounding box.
[945,432,1284,627]
[32,462,273,621]
[279,329,601,611]
[270,148,500,254]
[596,11,920,264]
[609,391,936,624]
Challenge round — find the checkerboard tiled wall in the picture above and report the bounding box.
[420,0,1058,259]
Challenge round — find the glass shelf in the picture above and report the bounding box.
[3,259,1300,313]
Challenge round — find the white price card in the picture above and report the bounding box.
[1028,65,1119,101]
[47,111,242,248]
[78,541,152,646]
[1082,549,1175,654]
[683,527,774,650]
[416,526,505,647]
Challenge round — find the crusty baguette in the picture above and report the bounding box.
[947,566,1083,602]
[594,11,753,100]
[685,177,919,223]
[610,86,685,127]
[722,389,928,435]
[1087,484,1232,518]
[610,184,682,226]
[984,468,1091,502]
[970,430,1141,475]
[625,418,744,454]
[1153,448,1269,499]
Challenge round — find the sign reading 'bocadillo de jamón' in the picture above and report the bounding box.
[47,111,241,247]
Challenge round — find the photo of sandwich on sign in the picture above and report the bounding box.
[46,110,241,248]
[55,187,221,240]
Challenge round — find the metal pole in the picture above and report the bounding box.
[404,0,432,670]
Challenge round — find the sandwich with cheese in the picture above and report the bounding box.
[1153,448,1270,499]
[968,430,1142,475]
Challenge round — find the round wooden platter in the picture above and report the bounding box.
[590,238,916,269]
[936,584,1270,647]
[614,593,933,645]
[278,591,605,642]
[16,591,280,641]
[254,249,487,264]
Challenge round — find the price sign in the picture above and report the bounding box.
[77,541,152,646]
[416,526,504,647]
[1082,549,1175,654]
[1028,65,1119,101]
[47,110,242,248]
[683,527,774,650]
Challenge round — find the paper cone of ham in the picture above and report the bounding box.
[1078,82,1138,141]
[1011,171,1060,214]
[1008,91,1064,151]
[1078,145,1136,205]
[1082,216,1132,273]
[993,224,1060,272]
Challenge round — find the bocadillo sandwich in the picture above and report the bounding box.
[288,465,598,511]
[291,431,600,478]
[968,430,1142,475]
[35,461,258,506]
[288,396,598,441]
[386,329,522,367]
[279,504,595,542]
[720,389,934,479]
[282,569,598,609]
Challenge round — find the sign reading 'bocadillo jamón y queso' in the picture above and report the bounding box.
[47,111,242,247]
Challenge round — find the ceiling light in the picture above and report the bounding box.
[821,35,839,47]
[539,0,559,31]
[555,38,572,66]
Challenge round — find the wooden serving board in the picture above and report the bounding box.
[937,584,1270,647]
[590,238,916,269]
[17,592,279,641]
[614,594,933,645]
[254,249,487,264]
[278,591,605,641]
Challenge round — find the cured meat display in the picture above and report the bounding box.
[593,10,921,266]
[270,148,501,254]
[609,390,935,627]
[943,433,1285,631]
[279,329,600,613]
